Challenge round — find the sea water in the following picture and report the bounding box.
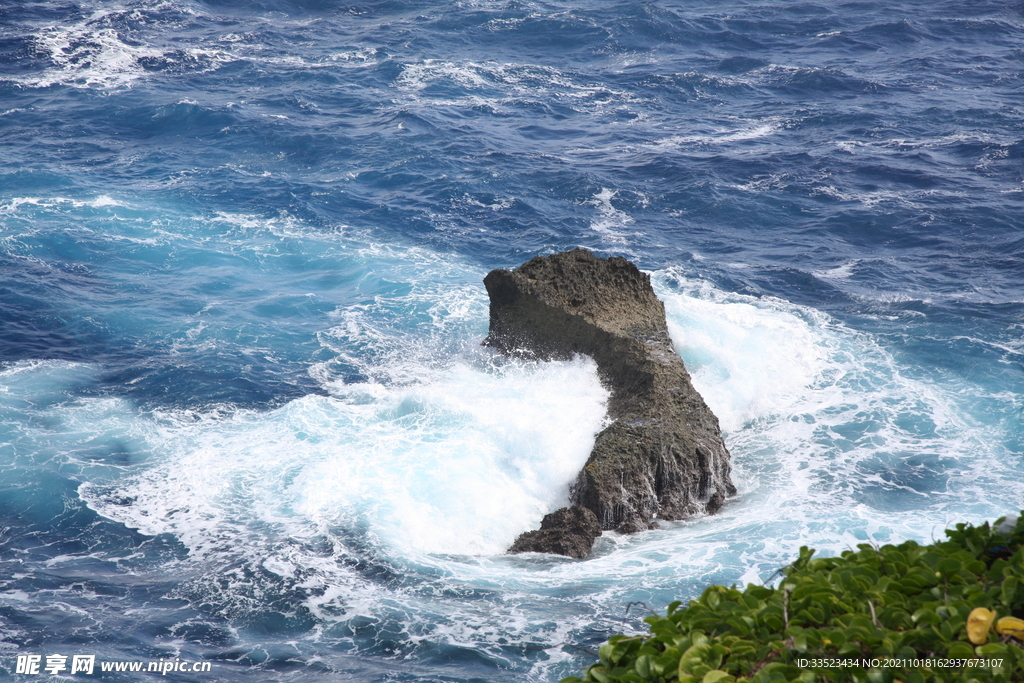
[1,1,1023,681]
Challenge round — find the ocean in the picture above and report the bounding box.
[1,0,1022,680]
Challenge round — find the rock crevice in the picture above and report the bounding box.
[485,249,736,556]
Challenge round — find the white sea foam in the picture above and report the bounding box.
[327,47,382,64]
[650,271,1023,567]
[730,173,791,193]
[62,227,610,558]
[461,194,515,211]
[832,130,1016,160]
[78,354,608,560]
[587,188,634,244]
[654,273,827,432]
[392,59,643,115]
[0,195,127,214]
[645,120,780,152]
[809,184,924,207]
[7,8,232,90]
[812,260,859,280]
[26,21,163,89]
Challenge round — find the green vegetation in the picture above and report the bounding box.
[562,516,1024,683]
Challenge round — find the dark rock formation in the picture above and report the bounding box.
[488,248,736,557]
[508,506,602,559]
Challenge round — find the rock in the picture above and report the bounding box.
[486,248,736,556]
[508,506,602,559]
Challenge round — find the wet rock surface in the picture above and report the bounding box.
[488,249,736,557]
[508,505,602,559]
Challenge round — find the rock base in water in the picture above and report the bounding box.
[508,506,602,559]
[486,249,736,557]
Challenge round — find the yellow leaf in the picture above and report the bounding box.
[996,616,1024,639]
[966,607,996,645]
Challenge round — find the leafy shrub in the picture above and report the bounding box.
[562,516,1024,683]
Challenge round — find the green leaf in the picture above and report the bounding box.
[946,641,975,658]
[866,669,886,683]
[634,655,653,679]
[653,649,680,677]
[679,644,713,676]
[691,664,712,679]
[702,670,735,683]
[1000,575,1017,607]
[911,608,940,625]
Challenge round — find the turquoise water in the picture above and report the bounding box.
[1,1,1023,681]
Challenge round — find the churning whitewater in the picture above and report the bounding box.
[2,0,1023,681]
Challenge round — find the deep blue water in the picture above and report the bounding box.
[1,0,1023,680]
